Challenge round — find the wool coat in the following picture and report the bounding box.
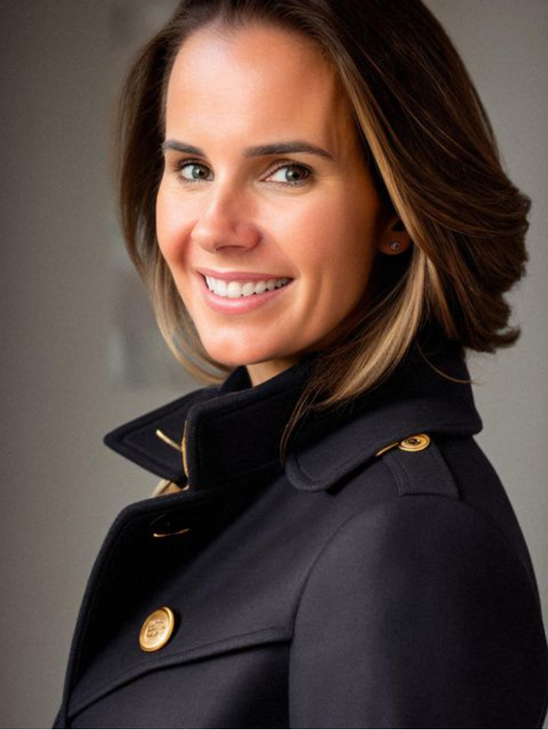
[55,345,548,728]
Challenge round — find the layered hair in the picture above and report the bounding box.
[118,0,529,414]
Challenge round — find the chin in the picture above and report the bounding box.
[200,340,267,370]
[200,336,291,372]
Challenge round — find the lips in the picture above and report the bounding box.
[204,275,292,299]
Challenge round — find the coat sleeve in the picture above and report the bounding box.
[288,496,548,729]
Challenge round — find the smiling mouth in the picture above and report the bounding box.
[204,275,292,299]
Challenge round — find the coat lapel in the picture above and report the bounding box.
[104,343,481,494]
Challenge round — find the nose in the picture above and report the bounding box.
[190,184,261,254]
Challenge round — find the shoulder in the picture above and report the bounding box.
[304,489,525,592]
[289,444,548,727]
[288,429,542,608]
[290,488,548,727]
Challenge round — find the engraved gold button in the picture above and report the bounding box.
[139,607,176,652]
[398,433,431,452]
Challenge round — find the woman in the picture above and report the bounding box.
[55,0,548,727]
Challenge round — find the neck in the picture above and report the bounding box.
[246,356,301,386]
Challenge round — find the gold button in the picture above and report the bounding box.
[398,433,431,452]
[139,607,176,652]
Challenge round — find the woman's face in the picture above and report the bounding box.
[156,22,390,384]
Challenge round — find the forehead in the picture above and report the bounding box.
[164,22,355,149]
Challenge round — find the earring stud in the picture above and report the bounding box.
[389,240,401,252]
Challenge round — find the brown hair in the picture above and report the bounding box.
[118,0,529,415]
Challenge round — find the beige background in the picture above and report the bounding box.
[0,1,546,727]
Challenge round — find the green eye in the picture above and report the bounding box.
[179,162,213,181]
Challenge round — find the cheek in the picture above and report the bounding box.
[333,198,382,286]
[155,186,192,266]
[285,202,379,290]
[155,188,175,261]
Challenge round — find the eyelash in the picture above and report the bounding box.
[172,159,313,187]
[174,160,212,184]
[265,161,312,186]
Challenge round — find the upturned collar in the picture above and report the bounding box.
[104,344,482,493]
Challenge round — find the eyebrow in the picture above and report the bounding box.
[161,139,334,160]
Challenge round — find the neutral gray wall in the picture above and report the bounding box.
[0,1,546,727]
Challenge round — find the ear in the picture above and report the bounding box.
[377,216,412,256]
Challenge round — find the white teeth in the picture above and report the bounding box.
[242,282,256,297]
[205,276,291,298]
[227,281,242,298]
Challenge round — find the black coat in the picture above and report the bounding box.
[55,346,548,728]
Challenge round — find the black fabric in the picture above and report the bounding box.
[55,344,548,729]
[104,344,481,491]
[104,355,315,488]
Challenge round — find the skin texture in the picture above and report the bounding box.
[156,22,399,385]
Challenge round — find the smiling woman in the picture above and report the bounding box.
[55,1,548,728]
[155,22,397,383]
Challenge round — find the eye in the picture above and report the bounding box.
[265,162,312,186]
[177,161,213,182]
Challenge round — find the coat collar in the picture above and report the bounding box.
[104,343,482,493]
